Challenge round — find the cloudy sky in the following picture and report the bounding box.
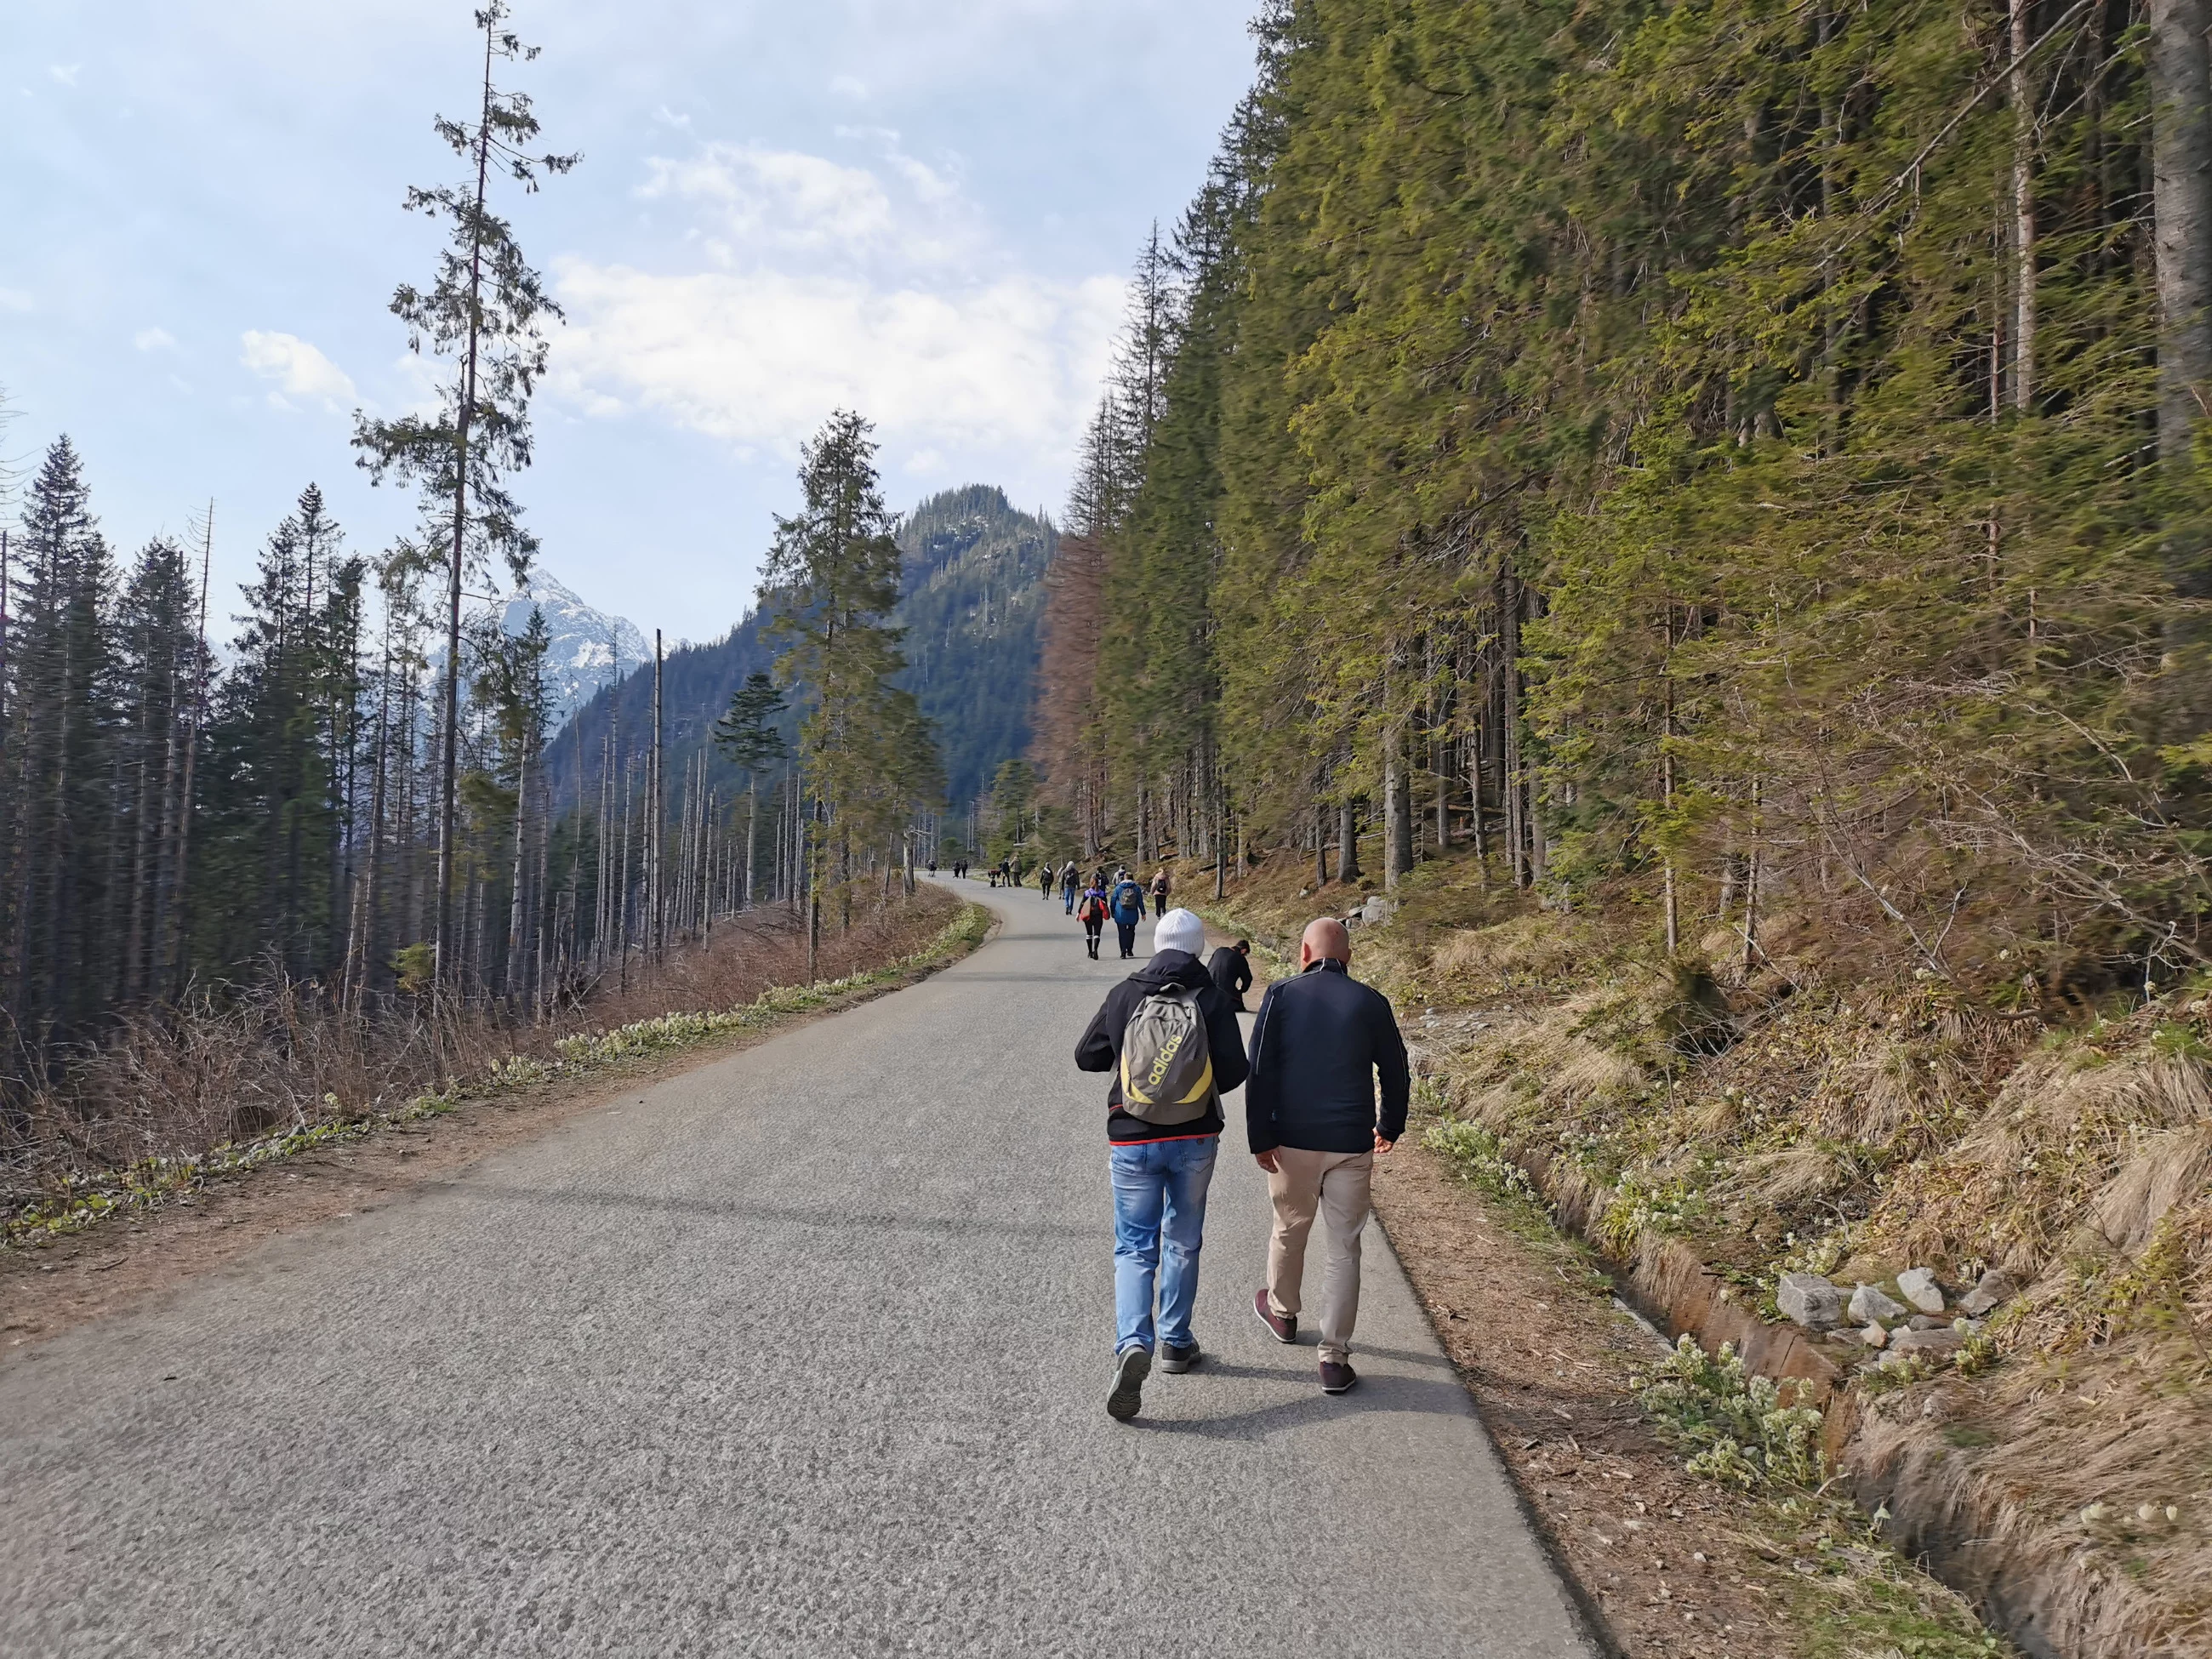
[4,0,1259,639]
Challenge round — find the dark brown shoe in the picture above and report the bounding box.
[1253,1288,1296,1344]
[1320,1359,1358,1394]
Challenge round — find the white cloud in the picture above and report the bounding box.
[642,142,898,259]
[134,326,176,352]
[548,259,1123,470]
[829,74,868,100]
[0,288,31,313]
[390,353,446,419]
[47,64,81,87]
[557,137,1125,493]
[238,329,356,412]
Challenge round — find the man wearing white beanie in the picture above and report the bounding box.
[1074,905,1250,1422]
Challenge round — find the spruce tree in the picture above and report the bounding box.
[8,436,121,1039]
[759,412,942,969]
[351,0,575,1006]
[713,670,786,909]
[113,536,206,1004]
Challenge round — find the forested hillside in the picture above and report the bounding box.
[894,486,1054,807]
[1049,7,2212,1648]
[547,484,1052,819]
[1048,0,2210,1004]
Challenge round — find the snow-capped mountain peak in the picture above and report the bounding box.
[497,573,650,724]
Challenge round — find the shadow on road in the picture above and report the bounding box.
[1125,1373,1476,1440]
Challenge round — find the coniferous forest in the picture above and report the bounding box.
[1046,0,2212,1005]
[0,8,945,1188]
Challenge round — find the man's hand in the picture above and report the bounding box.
[1374,1132,1396,1154]
[1254,1149,1281,1173]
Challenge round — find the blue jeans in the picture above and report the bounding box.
[1109,1136,1219,1354]
[1064,888,1076,913]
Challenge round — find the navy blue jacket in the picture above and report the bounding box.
[1244,958,1411,1154]
[1075,950,1251,1143]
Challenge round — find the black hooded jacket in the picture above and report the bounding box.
[1206,945,1253,1012]
[1075,949,1251,1143]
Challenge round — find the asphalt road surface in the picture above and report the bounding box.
[0,881,1592,1657]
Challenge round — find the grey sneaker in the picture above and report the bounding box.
[1158,1342,1201,1373]
[1320,1359,1358,1394]
[1106,1347,1152,1421]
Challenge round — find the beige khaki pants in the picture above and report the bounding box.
[1263,1147,1374,1364]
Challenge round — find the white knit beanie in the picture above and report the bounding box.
[1153,909,1206,957]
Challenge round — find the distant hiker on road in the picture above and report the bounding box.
[1207,938,1254,1013]
[1149,868,1171,918]
[1109,873,1146,960]
[1075,907,1251,1422]
[1245,916,1410,1397]
[1077,886,1108,959]
[1062,862,1080,914]
[1040,861,1057,902]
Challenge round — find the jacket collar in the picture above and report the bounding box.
[1302,957,1349,976]
[1137,949,1208,989]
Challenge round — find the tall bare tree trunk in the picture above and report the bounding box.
[164,505,213,999]
[2012,0,2039,412]
[432,23,500,1035]
[1501,573,1528,889]
[1383,729,1414,890]
[649,630,664,963]
[2152,0,2212,460]
[505,729,530,999]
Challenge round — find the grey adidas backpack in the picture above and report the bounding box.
[1119,984,1217,1126]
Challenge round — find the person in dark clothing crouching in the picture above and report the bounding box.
[1245,916,1410,1396]
[1206,938,1254,1013]
[1074,909,1251,1422]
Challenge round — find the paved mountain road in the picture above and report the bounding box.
[0,883,1592,1657]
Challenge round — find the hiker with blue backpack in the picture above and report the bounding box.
[1108,870,1146,960]
[1074,908,1251,1422]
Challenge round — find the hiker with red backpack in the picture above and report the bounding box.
[1073,908,1251,1422]
[1076,884,1109,959]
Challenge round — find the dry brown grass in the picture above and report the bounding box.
[1201,843,2212,1653]
[0,886,956,1210]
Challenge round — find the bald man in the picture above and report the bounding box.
[1243,916,1411,1394]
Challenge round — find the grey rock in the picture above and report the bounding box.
[1848,1282,1907,1325]
[1907,1314,1950,1331]
[1778,1272,1844,1330]
[1888,1325,1964,1358]
[1360,895,1396,927]
[1860,1322,1890,1349]
[1958,1268,2015,1319]
[1896,1267,1947,1314]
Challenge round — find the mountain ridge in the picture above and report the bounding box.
[543,484,1054,817]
